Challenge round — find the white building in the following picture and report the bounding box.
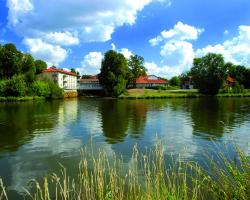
[41,67,78,90]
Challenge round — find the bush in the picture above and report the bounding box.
[47,80,64,99]
[0,80,7,96]
[31,80,50,97]
[4,75,26,97]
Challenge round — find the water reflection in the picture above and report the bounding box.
[0,98,250,199]
[188,98,250,139]
[0,101,62,152]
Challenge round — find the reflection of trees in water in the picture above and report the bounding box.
[99,100,130,144]
[99,99,170,144]
[128,100,148,138]
[0,101,62,152]
[187,98,250,139]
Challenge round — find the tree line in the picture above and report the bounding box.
[168,53,250,95]
[0,43,63,98]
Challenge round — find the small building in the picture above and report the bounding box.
[182,76,194,89]
[226,76,236,88]
[41,67,78,90]
[135,75,167,88]
[78,76,103,90]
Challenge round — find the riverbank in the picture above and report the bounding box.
[0,145,249,200]
[118,89,250,99]
[0,96,46,102]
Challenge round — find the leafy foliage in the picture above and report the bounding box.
[127,55,147,87]
[169,76,181,87]
[0,43,64,98]
[35,60,47,74]
[191,53,227,95]
[99,50,129,96]
[3,75,27,97]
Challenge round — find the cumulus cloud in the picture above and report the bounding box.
[23,38,68,66]
[6,0,170,42]
[149,22,203,76]
[196,25,250,66]
[45,32,79,46]
[120,48,133,59]
[144,62,181,78]
[78,52,103,75]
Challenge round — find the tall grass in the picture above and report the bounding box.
[0,144,249,200]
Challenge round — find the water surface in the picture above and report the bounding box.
[0,97,250,198]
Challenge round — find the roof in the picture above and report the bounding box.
[227,76,236,83]
[43,67,78,77]
[80,76,99,83]
[136,75,167,84]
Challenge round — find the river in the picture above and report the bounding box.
[0,97,250,198]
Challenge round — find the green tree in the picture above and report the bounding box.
[191,53,227,95]
[0,43,23,78]
[35,60,47,74]
[99,50,129,96]
[22,54,36,84]
[127,55,147,87]
[169,76,181,87]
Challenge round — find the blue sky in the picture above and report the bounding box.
[0,0,250,77]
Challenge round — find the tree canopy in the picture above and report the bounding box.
[98,50,129,96]
[127,55,147,87]
[0,43,63,98]
[191,53,227,95]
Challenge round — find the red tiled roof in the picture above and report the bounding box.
[136,76,167,84]
[43,67,78,76]
[80,75,99,83]
[227,76,236,83]
[80,78,99,83]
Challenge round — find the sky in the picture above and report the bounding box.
[0,0,250,78]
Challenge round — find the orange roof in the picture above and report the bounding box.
[136,76,167,84]
[80,75,99,83]
[43,67,78,77]
[226,76,235,83]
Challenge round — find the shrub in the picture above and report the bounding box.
[47,80,64,99]
[4,75,26,97]
[31,80,50,97]
[0,80,7,96]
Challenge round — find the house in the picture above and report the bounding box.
[40,67,78,90]
[182,76,194,89]
[78,76,103,90]
[226,76,236,88]
[135,75,167,88]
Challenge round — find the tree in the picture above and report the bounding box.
[0,43,23,78]
[127,55,147,87]
[169,76,181,87]
[191,53,227,95]
[71,68,79,75]
[22,54,36,84]
[99,50,129,96]
[35,60,47,74]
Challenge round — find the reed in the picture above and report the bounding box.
[0,144,249,200]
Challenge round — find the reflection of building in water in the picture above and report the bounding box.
[58,99,78,125]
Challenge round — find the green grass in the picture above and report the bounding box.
[0,144,249,200]
[119,89,250,99]
[0,96,46,102]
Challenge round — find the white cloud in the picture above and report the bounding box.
[196,25,250,66]
[145,62,181,78]
[78,52,103,75]
[23,38,68,66]
[149,21,203,46]
[149,22,203,76]
[224,30,229,35]
[45,32,79,46]
[6,0,170,43]
[120,48,133,59]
